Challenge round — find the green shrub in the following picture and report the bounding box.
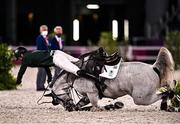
[165,31,180,69]
[98,32,119,55]
[0,43,16,90]
[171,80,180,107]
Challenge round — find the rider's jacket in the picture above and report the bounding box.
[16,51,54,84]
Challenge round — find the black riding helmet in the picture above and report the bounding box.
[14,46,28,60]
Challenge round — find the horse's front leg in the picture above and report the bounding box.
[86,92,105,111]
[160,97,168,110]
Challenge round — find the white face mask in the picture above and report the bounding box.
[41,31,48,36]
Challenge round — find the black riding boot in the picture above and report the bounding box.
[77,70,99,82]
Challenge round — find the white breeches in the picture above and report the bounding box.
[53,50,80,75]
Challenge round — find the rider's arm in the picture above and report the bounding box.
[16,62,28,85]
[44,67,52,83]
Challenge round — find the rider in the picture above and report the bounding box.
[14,46,99,85]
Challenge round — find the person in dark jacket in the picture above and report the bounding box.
[36,25,50,91]
[36,25,50,50]
[14,47,98,86]
[50,26,64,81]
[50,26,64,50]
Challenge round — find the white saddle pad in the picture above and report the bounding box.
[99,58,122,79]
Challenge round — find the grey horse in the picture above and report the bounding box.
[51,47,175,111]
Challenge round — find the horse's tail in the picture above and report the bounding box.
[153,47,175,89]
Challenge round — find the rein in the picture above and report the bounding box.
[78,52,95,69]
[37,73,72,105]
[37,83,53,105]
[65,72,84,104]
[51,90,66,103]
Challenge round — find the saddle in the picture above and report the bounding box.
[79,47,121,79]
[99,59,122,79]
[99,51,122,79]
[104,51,121,65]
[78,48,122,98]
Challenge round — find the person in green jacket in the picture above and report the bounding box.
[14,47,98,85]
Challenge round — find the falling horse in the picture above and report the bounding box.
[50,47,175,111]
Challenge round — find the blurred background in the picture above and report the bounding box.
[0,0,180,64]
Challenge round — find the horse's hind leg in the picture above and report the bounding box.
[160,98,168,111]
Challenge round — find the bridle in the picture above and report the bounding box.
[39,48,106,110]
[49,51,101,107]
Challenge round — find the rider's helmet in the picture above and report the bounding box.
[14,46,28,60]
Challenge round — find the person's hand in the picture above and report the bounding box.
[16,80,21,85]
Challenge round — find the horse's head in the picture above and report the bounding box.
[50,47,109,111]
[51,72,76,111]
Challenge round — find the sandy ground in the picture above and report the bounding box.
[0,66,180,124]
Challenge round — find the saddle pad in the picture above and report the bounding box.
[99,58,122,79]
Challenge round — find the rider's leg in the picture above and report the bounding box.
[53,51,99,82]
[55,50,80,62]
[53,50,80,75]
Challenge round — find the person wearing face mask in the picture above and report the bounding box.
[36,25,50,50]
[35,25,50,91]
[49,26,64,84]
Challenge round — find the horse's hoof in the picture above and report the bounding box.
[167,106,175,112]
[114,102,124,109]
[52,98,60,106]
[160,101,167,110]
[66,107,74,112]
[167,106,180,112]
[104,104,114,110]
[65,104,76,112]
